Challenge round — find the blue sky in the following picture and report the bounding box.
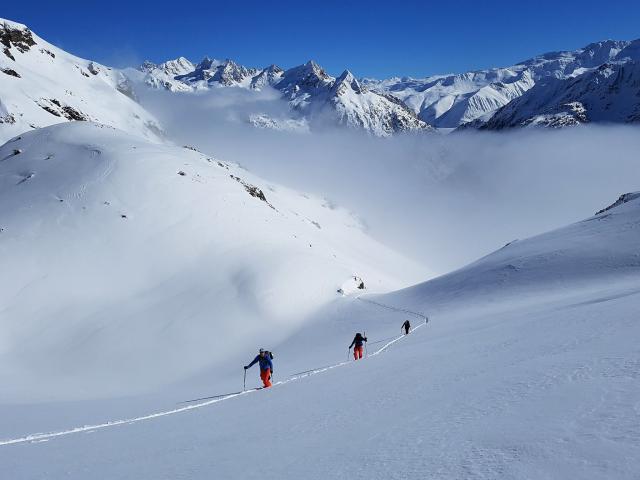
[3,0,639,78]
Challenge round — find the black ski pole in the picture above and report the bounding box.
[364,331,368,357]
[243,368,247,392]
[348,347,351,361]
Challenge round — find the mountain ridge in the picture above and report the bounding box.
[1,15,639,141]
[140,36,640,132]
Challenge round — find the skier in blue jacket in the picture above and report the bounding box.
[244,348,274,388]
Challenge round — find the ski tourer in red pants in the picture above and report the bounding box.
[349,333,367,360]
[244,348,274,388]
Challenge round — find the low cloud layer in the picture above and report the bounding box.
[139,86,640,275]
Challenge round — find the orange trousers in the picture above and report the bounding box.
[353,345,364,360]
[260,368,272,388]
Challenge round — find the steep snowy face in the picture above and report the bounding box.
[276,60,335,97]
[366,38,640,128]
[480,60,640,129]
[249,64,284,89]
[0,122,424,400]
[331,70,363,95]
[264,62,432,135]
[0,18,163,144]
[325,70,433,135]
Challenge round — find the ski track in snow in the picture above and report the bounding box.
[0,300,428,448]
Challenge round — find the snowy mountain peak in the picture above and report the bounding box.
[265,63,283,73]
[159,56,194,75]
[303,60,327,74]
[140,60,157,72]
[250,63,284,89]
[1,18,37,60]
[196,55,216,69]
[173,57,257,87]
[333,70,363,95]
[277,60,334,95]
[140,57,194,76]
[214,59,257,86]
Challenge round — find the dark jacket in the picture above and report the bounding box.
[247,354,273,372]
[349,333,367,348]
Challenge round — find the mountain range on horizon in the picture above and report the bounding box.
[139,37,640,133]
[1,16,639,140]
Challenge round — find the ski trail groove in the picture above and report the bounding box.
[0,301,428,447]
[357,296,429,323]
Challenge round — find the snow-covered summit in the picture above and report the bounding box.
[276,60,334,94]
[174,57,258,88]
[139,57,195,92]
[332,70,364,95]
[141,56,194,76]
[250,63,284,89]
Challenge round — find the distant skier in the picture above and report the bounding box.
[402,320,411,335]
[244,348,274,388]
[349,332,368,360]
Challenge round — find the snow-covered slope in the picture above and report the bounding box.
[2,191,639,479]
[366,39,640,128]
[0,122,425,401]
[480,60,640,129]
[0,18,163,144]
[388,190,640,313]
